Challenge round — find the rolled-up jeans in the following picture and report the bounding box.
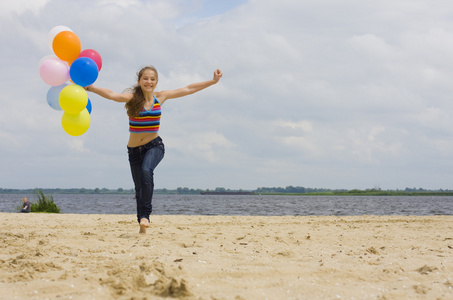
[127,137,165,223]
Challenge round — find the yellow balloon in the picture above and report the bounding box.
[59,84,88,114]
[61,109,91,136]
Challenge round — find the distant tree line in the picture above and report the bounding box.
[2,186,453,195]
[0,188,135,194]
[254,186,347,194]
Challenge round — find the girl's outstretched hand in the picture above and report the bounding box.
[213,69,223,82]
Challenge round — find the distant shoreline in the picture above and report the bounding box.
[262,191,453,196]
[200,191,255,195]
[1,189,453,196]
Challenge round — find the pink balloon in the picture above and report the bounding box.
[39,57,70,86]
[78,49,102,71]
[38,54,56,70]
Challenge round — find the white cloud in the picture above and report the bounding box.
[65,139,90,153]
[348,34,396,59]
[0,0,50,16]
[274,120,313,132]
[1,0,453,190]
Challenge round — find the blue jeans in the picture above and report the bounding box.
[127,137,165,223]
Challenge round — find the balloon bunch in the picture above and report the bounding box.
[39,25,102,136]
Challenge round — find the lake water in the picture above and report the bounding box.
[1,194,452,216]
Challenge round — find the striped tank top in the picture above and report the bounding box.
[129,95,161,133]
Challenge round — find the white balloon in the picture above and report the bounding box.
[48,25,73,51]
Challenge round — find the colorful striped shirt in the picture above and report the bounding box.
[129,96,161,133]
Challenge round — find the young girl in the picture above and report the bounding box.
[85,66,223,233]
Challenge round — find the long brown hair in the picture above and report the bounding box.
[124,65,158,117]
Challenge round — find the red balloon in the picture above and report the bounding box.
[78,49,102,71]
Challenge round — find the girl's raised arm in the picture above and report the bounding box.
[85,85,133,103]
[157,69,222,103]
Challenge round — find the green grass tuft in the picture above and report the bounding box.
[31,190,61,213]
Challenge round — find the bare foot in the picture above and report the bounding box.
[139,218,150,234]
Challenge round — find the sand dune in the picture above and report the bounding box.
[0,213,452,299]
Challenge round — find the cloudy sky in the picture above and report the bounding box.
[2,0,453,191]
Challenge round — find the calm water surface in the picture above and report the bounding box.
[1,194,452,216]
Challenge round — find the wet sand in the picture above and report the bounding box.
[0,213,452,299]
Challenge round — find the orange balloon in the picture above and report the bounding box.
[52,31,81,63]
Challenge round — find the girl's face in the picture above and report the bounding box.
[138,69,158,93]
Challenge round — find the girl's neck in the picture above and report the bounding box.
[144,92,154,101]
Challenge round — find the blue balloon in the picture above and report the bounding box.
[86,98,92,114]
[46,83,68,110]
[69,57,99,87]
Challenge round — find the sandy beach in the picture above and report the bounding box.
[0,213,452,299]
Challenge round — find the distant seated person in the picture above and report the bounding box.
[20,197,31,213]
